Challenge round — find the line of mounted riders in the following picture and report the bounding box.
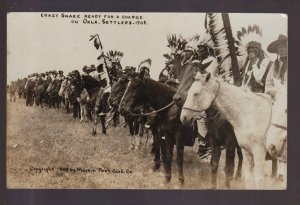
[7,29,286,189]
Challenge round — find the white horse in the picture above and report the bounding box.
[265,85,287,184]
[58,79,71,112]
[266,85,287,161]
[181,72,273,189]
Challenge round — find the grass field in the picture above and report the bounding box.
[6,97,285,189]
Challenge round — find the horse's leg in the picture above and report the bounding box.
[253,146,266,189]
[128,118,135,150]
[271,158,278,179]
[235,144,243,179]
[134,117,141,151]
[175,132,185,185]
[26,93,29,106]
[209,135,221,189]
[243,148,255,189]
[91,110,97,135]
[151,127,161,171]
[84,104,89,122]
[113,111,119,127]
[164,133,174,183]
[80,103,84,121]
[100,115,106,135]
[224,139,236,188]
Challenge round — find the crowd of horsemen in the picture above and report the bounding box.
[7,26,287,186]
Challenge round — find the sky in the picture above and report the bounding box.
[7,12,287,82]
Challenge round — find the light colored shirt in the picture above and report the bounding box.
[265,58,287,96]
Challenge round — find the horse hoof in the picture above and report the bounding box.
[164,177,171,184]
[210,186,217,190]
[90,130,96,136]
[128,144,134,150]
[179,178,184,185]
[235,174,242,180]
[152,164,160,172]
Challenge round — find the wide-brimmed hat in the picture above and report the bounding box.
[267,34,287,53]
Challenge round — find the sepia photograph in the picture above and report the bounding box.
[7,12,287,190]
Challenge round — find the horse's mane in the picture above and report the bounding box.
[144,77,176,98]
[82,75,101,88]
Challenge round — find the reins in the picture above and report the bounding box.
[129,101,175,117]
[271,123,287,131]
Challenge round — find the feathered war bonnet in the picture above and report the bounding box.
[106,50,124,63]
[138,58,151,73]
[236,24,263,56]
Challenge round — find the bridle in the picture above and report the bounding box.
[182,78,221,118]
[271,123,287,131]
[126,77,175,117]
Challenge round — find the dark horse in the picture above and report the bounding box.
[110,75,165,165]
[34,79,50,108]
[16,78,27,99]
[79,75,110,135]
[119,70,197,185]
[25,79,36,106]
[110,75,146,151]
[47,79,63,109]
[173,61,244,188]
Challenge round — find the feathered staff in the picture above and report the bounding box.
[89,34,103,53]
[206,13,240,84]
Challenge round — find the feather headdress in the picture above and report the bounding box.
[167,34,187,55]
[106,50,124,63]
[236,24,262,56]
[138,58,151,72]
[185,34,201,51]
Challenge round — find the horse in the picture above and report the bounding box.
[110,75,146,151]
[25,79,36,106]
[46,79,62,109]
[119,70,197,185]
[110,75,161,161]
[78,75,110,135]
[58,78,71,113]
[173,61,243,188]
[34,80,50,108]
[181,72,273,189]
[265,85,287,182]
[16,78,27,99]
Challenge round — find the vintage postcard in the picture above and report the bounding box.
[7,12,287,189]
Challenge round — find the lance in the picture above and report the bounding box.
[221,13,240,85]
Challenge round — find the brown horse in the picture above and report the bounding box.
[119,70,197,186]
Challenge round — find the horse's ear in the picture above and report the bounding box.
[206,73,211,82]
[194,71,202,80]
[200,60,212,72]
[139,68,146,80]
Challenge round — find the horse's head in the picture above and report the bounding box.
[266,86,287,159]
[119,70,146,115]
[173,61,213,107]
[110,75,130,107]
[180,72,219,126]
